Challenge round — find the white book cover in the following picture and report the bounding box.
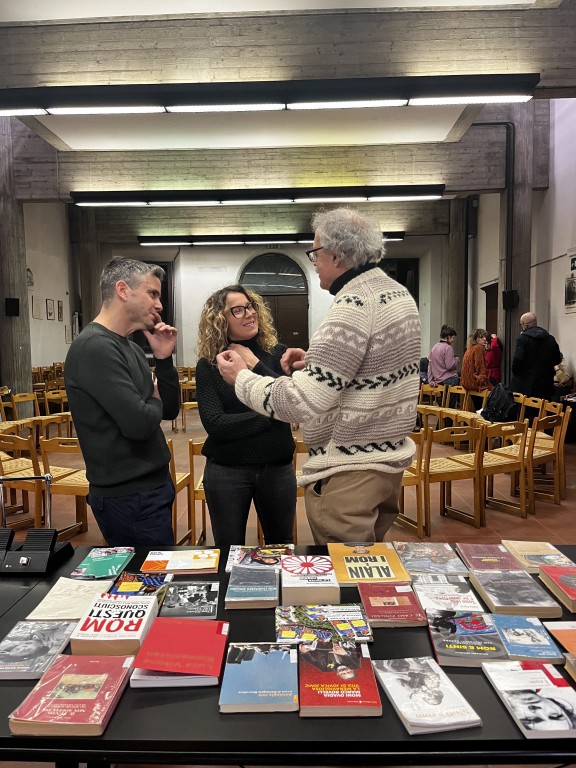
[373,656,482,734]
[70,594,158,654]
[412,574,484,613]
[26,577,115,621]
[281,555,340,605]
[482,660,576,738]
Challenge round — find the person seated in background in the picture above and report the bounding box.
[195,284,296,548]
[427,324,459,406]
[486,333,503,385]
[460,328,492,408]
[552,355,574,401]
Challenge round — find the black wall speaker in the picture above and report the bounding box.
[5,298,19,316]
[502,289,520,310]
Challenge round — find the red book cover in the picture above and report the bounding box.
[540,566,576,598]
[298,639,381,717]
[456,543,521,571]
[8,654,132,736]
[357,583,426,626]
[133,617,229,678]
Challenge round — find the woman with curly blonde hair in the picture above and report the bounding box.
[195,284,296,547]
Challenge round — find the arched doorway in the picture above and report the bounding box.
[241,253,309,349]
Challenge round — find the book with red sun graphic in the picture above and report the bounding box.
[281,555,340,606]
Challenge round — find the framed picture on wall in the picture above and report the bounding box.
[57,300,63,322]
[31,294,42,319]
[46,298,55,320]
[565,276,576,313]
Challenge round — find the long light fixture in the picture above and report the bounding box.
[137,232,405,247]
[0,74,540,116]
[71,185,445,208]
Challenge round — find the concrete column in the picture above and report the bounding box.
[443,199,467,360]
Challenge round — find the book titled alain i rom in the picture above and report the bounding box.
[357,583,426,628]
[482,660,576,738]
[299,640,381,717]
[411,574,484,613]
[538,565,576,612]
[219,642,299,713]
[455,542,521,572]
[0,620,77,679]
[373,656,482,734]
[468,569,562,618]
[224,544,294,573]
[225,565,279,609]
[8,654,133,736]
[69,593,158,655]
[140,548,220,574]
[275,603,372,644]
[501,540,575,574]
[70,547,135,579]
[327,542,411,585]
[280,554,340,606]
[392,541,468,576]
[131,617,229,688]
[26,577,115,621]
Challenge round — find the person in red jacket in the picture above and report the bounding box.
[486,333,503,385]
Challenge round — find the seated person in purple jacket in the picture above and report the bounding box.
[428,325,460,406]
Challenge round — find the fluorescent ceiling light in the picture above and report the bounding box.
[409,95,533,106]
[140,241,192,246]
[288,99,407,110]
[191,240,244,246]
[245,240,297,245]
[166,103,285,113]
[0,108,48,116]
[75,201,148,207]
[148,200,220,207]
[47,106,166,115]
[220,199,294,206]
[368,195,442,202]
[294,196,368,203]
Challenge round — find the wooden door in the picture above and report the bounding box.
[262,294,309,350]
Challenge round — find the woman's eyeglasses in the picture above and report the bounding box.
[227,301,258,319]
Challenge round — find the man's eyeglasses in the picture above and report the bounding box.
[306,246,325,264]
[227,301,258,319]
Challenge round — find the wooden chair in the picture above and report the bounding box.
[397,429,426,537]
[0,433,35,531]
[451,420,530,521]
[167,438,194,545]
[443,384,467,410]
[529,405,572,502]
[463,389,490,413]
[11,392,41,420]
[38,436,89,539]
[45,389,69,414]
[189,440,207,545]
[518,395,545,423]
[181,397,199,433]
[419,383,446,407]
[422,424,485,530]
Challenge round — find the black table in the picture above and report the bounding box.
[1,544,576,767]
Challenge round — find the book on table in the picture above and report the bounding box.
[357,582,426,628]
[70,547,135,579]
[69,593,158,655]
[538,565,576,612]
[140,548,220,574]
[327,542,411,585]
[0,620,77,679]
[280,554,340,606]
[411,574,484,613]
[298,640,381,717]
[372,656,482,734]
[26,577,115,621]
[565,653,576,684]
[224,544,294,573]
[426,610,508,666]
[491,615,564,663]
[500,540,575,574]
[219,642,299,712]
[107,571,174,601]
[392,541,468,576]
[224,565,279,609]
[542,621,576,654]
[275,603,372,644]
[8,654,133,736]
[482,660,576,738]
[468,569,562,618]
[131,617,229,688]
[455,542,522,572]
[159,581,219,618]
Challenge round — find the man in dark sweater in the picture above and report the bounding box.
[65,257,180,546]
[509,312,561,399]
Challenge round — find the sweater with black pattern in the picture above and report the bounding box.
[195,338,295,466]
[235,267,421,486]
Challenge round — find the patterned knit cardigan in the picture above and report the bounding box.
[235,267,421,487]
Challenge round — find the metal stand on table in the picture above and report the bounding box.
[0,472,74,574]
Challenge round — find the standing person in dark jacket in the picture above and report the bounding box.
[65,257,180,547]
[509,312,561,399]
[195,285,296,548]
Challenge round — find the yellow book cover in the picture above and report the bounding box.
[327,543,412,585]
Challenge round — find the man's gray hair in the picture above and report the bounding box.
[311,207,385,268]
[100,257,165,303]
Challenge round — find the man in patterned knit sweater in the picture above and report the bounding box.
[217,208,421,544]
